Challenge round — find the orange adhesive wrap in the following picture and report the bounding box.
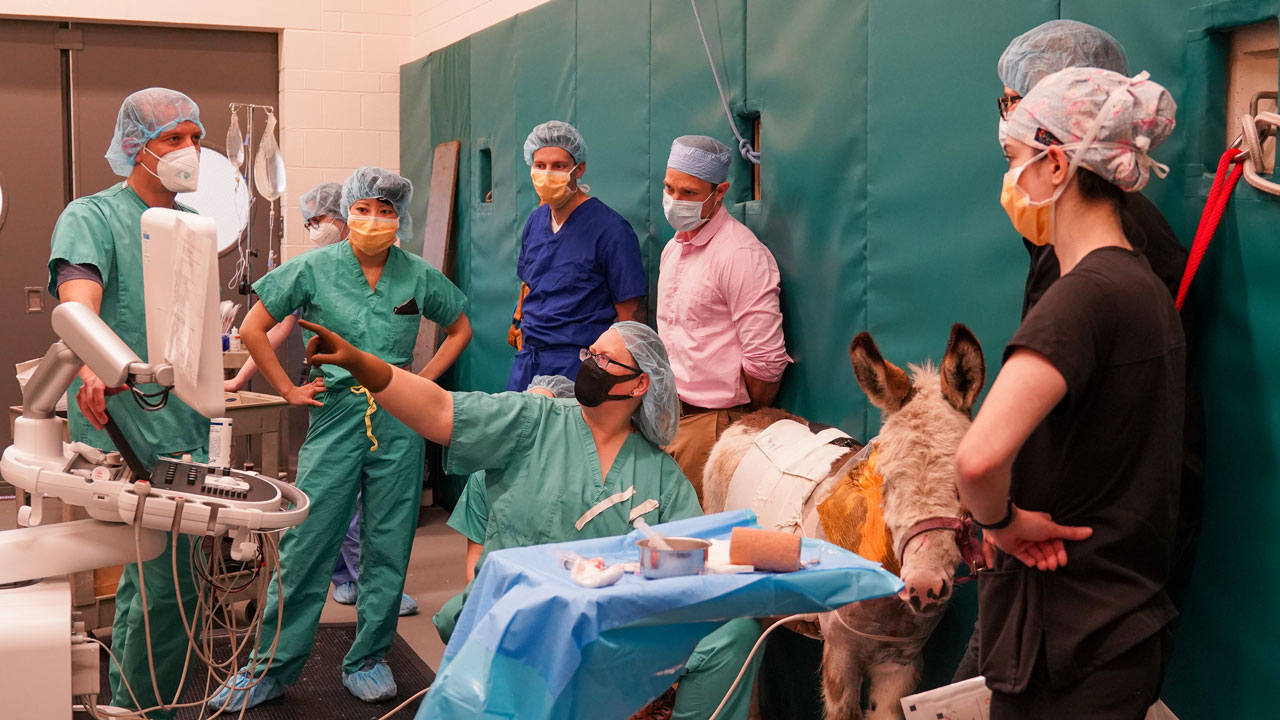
[729,527,801,573]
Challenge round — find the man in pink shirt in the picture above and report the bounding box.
[657,135,792,502]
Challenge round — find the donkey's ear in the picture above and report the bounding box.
[850,333,914,412]
[941,324,986,416]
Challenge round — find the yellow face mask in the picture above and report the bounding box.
[530,167,577,208]
[347,216,399,255]
[999,150,1065,247]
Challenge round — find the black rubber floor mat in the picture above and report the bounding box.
[95,622,434,719]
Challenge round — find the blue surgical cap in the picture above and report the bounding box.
[341,167,414,241]
[613,321,679,446]
[105,87,204,177]
[523,120,587,166]
[299,182,344,223]
[528,375,575,399]
[998,20,1128,97]
[667,135,732,185]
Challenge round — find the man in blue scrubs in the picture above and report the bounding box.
[508,120,648,390]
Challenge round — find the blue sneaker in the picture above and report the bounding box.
[207,668,284,711]
[343,658,397,703]
[333,581,358,605]
[399,593,419,616]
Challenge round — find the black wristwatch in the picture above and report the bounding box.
[973,498,1015,530]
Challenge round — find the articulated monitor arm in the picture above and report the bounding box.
[20,302,177,480]
[1,299,310,584]
[23,302,175,418]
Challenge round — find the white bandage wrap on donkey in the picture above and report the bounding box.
[725,419,869,536]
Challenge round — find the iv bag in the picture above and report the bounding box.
[253,109,286,201]
[227,106,245,171]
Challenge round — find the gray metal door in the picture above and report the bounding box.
[68,22,279,312]
[0,20,69,446]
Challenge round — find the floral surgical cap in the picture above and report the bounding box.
[1007,67,1175,192]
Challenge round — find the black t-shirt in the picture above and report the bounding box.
[980,248,1185,691]
[1020,193,1185,316]
[1020,193,1205,611]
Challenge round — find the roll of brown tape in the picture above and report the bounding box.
[729,527,802,573]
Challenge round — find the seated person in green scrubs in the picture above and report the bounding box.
[300,318,765,720]
[447,375,576,583]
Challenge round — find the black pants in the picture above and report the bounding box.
[756,630,825,719]
[952,621,982,683]
[989,628,1168,720]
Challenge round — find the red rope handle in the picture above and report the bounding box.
[1175,148,1245,311]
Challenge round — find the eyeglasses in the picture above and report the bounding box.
[579,348,642,374]
[997,94,1022,120]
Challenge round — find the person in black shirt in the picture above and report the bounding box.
[953,20,1206,688]
[955,67,1182,719]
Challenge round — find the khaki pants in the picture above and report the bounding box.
[666,407,748,506]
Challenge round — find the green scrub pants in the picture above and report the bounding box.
[435,591,762,720]
[672,618,763,720]
[254,387,425,681]
[108,449,204,720]
[432,585,468,643]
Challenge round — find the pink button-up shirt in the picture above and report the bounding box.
[657,205,791,408]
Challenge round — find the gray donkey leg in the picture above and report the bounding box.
[820,625,866,720]
[865,658,920,720]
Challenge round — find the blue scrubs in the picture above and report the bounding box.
[508,198,647,390]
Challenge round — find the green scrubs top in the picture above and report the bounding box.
[47,182,207,455]
[447,471,489,545]
[253,241,466,389]
[445,392,702,556]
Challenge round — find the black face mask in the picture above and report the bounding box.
[574,359,641,407]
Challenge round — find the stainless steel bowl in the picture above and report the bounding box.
[637,537,711,579]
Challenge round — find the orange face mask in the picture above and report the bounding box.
[530,167,577,208]
[999,151,1063,247]
[346,216,399,255]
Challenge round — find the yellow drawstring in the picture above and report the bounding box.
[351,386,379,452]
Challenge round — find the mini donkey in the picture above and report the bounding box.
[703,324,986,720]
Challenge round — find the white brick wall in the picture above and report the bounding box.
[410,0,553,64]
[279,18,409,260]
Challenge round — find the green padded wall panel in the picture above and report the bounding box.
[743,0,870,435]
[401,1,1280,715]
[466,18,522,392]
[649,0,751,306]
[575,0,653,281]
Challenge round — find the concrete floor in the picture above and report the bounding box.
[318,504,467,670]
